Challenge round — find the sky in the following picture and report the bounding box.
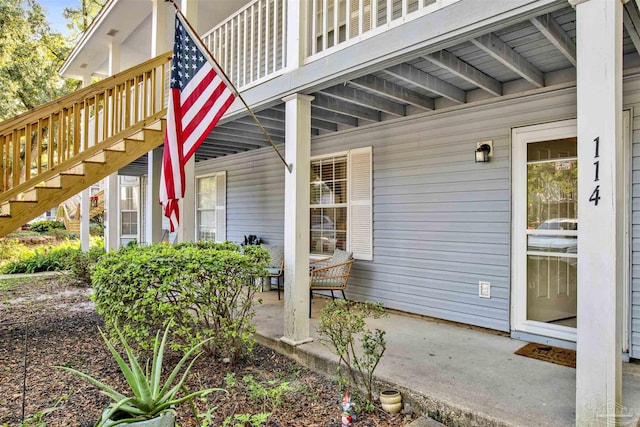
[36,0,75,36]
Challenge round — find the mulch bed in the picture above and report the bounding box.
[0,275,412,427]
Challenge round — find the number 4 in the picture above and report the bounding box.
[589,185,601,206]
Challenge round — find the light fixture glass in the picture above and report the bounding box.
[475,143,491,163]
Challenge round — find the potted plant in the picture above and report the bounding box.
[55,322,223,427]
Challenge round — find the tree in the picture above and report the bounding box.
[63,0,106,39]
[0,0,79,121]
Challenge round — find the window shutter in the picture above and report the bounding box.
[348,147,372,260]
[215,171,227,242]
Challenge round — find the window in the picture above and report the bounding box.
[310,147,372,260]
[310,156,348,255]
[119,176,139,237]
[196,171,226,242]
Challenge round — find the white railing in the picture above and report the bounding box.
[201,0,287,91]
[308,0,461,58]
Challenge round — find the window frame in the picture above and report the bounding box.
[310,152,349,257]
[119,176,140,239]
[195,172,218,242]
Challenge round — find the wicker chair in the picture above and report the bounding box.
[309,249,354,317]
[262,245,284,299]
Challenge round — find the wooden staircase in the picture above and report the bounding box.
[56,190,106,234]
[0,52,172,237]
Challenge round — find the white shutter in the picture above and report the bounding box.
[348,147,372,260]
[215,171,227,242]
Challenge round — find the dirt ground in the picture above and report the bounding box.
[0,275,413,427]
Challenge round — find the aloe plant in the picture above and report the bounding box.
[55,323,223,427]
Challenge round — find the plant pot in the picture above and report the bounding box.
[102,410,176,426]
[379,390,402,414]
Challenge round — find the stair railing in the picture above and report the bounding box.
[0,52,172,199]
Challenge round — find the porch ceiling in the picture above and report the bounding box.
[120,2,640,175]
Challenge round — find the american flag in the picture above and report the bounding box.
[159,11,236,232]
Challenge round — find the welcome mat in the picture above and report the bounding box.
[514,343,576,368]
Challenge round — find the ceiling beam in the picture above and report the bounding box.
[385,63,466,104]
[623,2,640,56]
[471,33,544,88]
[530,14,576,67]
[349,75,434,110]
[313,93,381,122]
[208,133,283,145]
[311,106,359,127]
[319,85,406,117]
[426,50,502,96]
[196,145,241,155]
[255,109,285,122]
[218,122,285,138]
[202,139,263,150]
[236,116,285,132]
[311,118,339,132]
[210,128,275,144]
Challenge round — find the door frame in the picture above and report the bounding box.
[511,114,631,347]
[511,119,578,342]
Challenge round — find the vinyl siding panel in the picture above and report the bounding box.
[196,149,286,246]
[194,87,578,333]
[628,74,640,358]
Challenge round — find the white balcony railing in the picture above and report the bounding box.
[200,0,459,91]
[201,0,287,91]
[308,0,461,59]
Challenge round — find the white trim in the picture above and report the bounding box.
[622,109,631,353]
[511,118,578,342]
[311,150,349,161]
[194,171,227,243]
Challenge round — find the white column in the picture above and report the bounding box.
[146,148,163,244]
[572,0,623,424]
[105,41,121,252]
[176,0,198,243]
[286,0,309,69]
[145,0,168,245]
[79,74,93,252]
[281,93,313,346]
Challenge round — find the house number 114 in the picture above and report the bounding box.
[589,136,601,206]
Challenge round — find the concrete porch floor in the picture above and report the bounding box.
[252,290,640,426]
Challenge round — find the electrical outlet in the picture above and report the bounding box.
[478,281,491,298]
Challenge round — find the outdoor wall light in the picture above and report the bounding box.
[475,141,492,163]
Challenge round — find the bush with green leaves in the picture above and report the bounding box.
[29,219,66,233]
[92,242,269,363]
[1,237,104,274]
[89,223,104,236]
[70,246,105,285]
[2,244,78,274]
[0,238,33,268]
[317,300,387,408]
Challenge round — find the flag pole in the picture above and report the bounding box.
[164,0,293,173]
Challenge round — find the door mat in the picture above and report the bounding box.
[514,343,576,368]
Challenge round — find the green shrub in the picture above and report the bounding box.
[0,238,34,268]
[30,219,65,233]
[70,246,105,286]
[317,300,387,407]
[92,242,269,363]
[1,241,80,274]
[89,223,104,236]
